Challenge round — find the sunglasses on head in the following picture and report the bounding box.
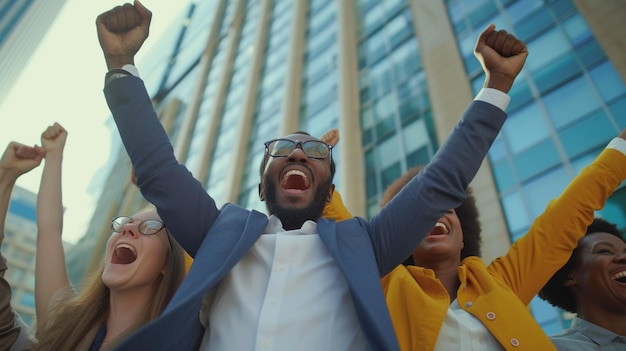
[263,138,332,159]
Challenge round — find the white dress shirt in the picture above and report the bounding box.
[199,216,367,351]
[434,300,503,351]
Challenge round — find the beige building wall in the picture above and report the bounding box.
[573,0,626,84]
[336,0,367,217]
[409,0,511,263]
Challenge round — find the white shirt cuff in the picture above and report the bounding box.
[474,88,510,112]
[121,64,140,78]
[607,137,626,156]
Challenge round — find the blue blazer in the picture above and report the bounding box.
[105,76,506,350]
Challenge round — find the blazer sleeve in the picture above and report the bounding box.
[369,100,507,275]
[104,76,217,257]
[487,147,626,303]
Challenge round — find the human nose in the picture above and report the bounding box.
[120,220,140,238]
[287,142,308,161]
[615,251,626,263]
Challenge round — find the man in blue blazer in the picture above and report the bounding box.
[97,2,527,350]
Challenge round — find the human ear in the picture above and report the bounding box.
[326,184,335,203]
[258,183,265,201]
[563,273,577,288]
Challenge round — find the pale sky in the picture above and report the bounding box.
[1,0,189,243]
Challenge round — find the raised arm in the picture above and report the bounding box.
[0,143,44,240]
[98,2,218,255]
[490,127,626,303]
[371,24,528,274]
[0,141,43,349]
[34,123,69,323]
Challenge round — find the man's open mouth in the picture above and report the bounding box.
[281,169,310,191]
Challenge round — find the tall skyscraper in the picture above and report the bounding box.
[0,0,66,106]
[69,0,626,335]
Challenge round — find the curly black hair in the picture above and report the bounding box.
[379,165,482,265]
[538,217,624,313]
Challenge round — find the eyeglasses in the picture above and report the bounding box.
[111,216,166,235]
[264,139,333,159]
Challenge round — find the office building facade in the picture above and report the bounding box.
[3,186,38,325]
[0,0,66,106]
[71,0,626,334]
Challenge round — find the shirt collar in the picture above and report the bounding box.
[572,317,623,345]
[264,215,318,234]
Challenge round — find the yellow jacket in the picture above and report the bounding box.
[381,148,626,351]
[326,147,626,351]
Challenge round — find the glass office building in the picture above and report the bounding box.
[3,186,38,325]
[70,0,626,335]
[0,0,66,106]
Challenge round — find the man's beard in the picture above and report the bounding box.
[263,177,332,231]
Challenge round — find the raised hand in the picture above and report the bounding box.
[0,142,44,181]
[474,24,528,93]
[320,129,340,147]
[96,0,152,69]
[40,123,68,157]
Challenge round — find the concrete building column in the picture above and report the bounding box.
[409,0,511,262]
[337,0,366,217]
[573,0,626,84]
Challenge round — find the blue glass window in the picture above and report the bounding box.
[589,61,626,102]
[492,159,516,192]
[611,97,626,129]
[559,111,615,158]
[501,190,530,233]
[503,103,550,154]
[544,76,601,129]
[523,166,569,219]
[513,138,561,181]
[525,27,570,73]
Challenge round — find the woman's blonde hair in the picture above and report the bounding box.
[33,229,185,351]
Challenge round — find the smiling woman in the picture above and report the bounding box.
[30,124,186,351]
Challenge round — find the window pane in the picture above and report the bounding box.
[503,103,550,154]
[544,76,601,129]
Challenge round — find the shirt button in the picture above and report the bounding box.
[510,338,519,347]
[486,312,496,320]
[464,301,473,308]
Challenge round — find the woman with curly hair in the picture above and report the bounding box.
[326,125,626,350]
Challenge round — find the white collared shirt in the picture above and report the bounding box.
[434,300,503,351]
[199,216,367,351]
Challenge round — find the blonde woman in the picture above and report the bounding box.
[32,123,186,351]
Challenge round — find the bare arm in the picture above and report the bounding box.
[0,143,44,242]
[0,141,43,348]
[35,123,69,323]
